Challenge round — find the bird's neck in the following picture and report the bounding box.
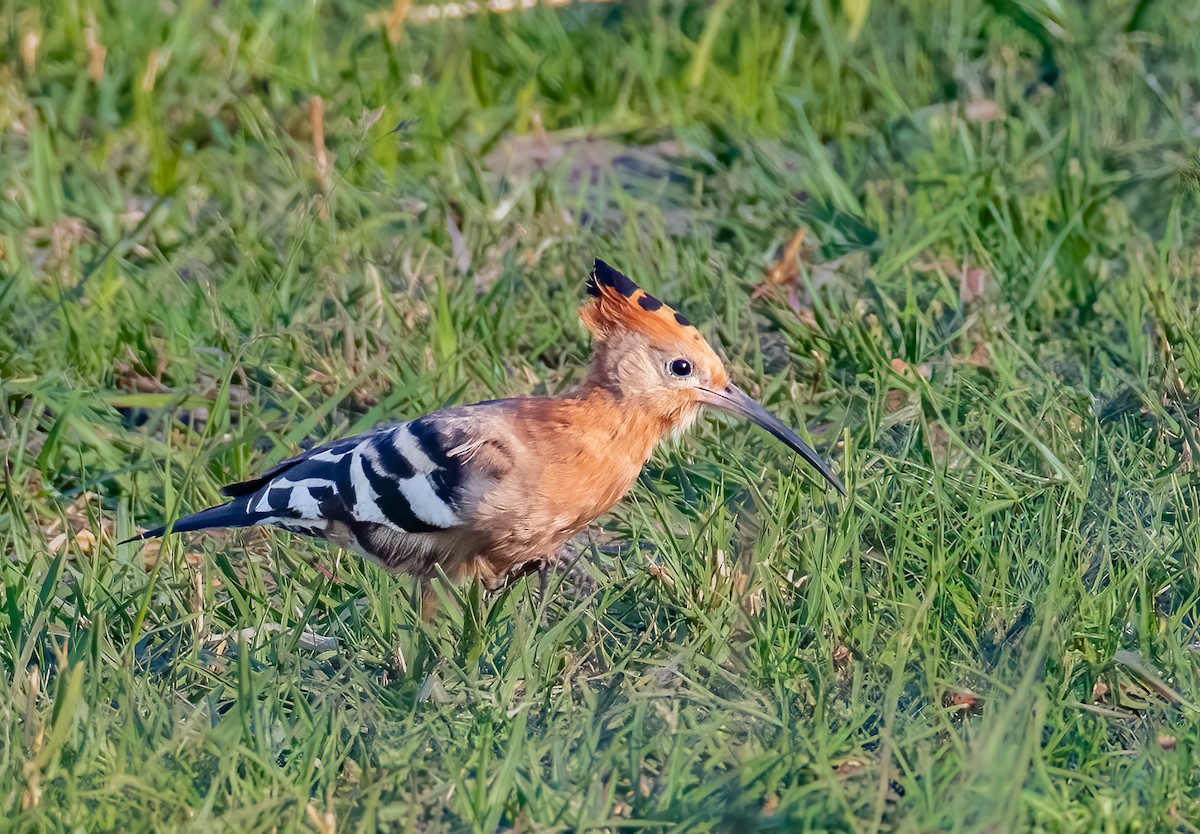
[574,381,696,460]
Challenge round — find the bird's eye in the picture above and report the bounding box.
[669,359,693,377]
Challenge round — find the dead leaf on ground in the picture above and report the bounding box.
[884,390,913,420]
[754,227,818,322]
[309,95,331,220]
[884,358,932,416]
[137,534,207,572]
[84,13,105,82]
[47,528,96,556]
[116,347,170,394]
[646,560,675,588]
[756,242,867,325]
[926,420,969,469]
[731,568,763,617]
[944,687,984,714]
[21,29,40,71]
[913,99,1005,131]
[139,538,163,570]
[760,227,810,289]
[305,803,336,834]
[959,263,989,305]
[43,492,111,556]
[445,211,470,276]
[913,252,990,306]
[910,255,950,273]
[832,758,869,778]
[961,341,992,369]
[888,357,932,381]
[25,217,93,279]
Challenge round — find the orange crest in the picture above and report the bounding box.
[580,260,702,349]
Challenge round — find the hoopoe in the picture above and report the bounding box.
[125,260,844,612]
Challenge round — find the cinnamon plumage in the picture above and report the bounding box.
[125,260,844,609]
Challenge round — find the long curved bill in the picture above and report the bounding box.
[697,384,846,496]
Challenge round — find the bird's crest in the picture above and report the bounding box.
[581,259,702,349]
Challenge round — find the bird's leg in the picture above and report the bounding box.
[537,559,551,626]
[418,579,439,622]
[495,559,545,590]
[486,558,552,622]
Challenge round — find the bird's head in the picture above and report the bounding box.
[580,259,845,495]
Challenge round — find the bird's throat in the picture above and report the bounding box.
[575,384,697,464]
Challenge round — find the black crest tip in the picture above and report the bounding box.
[585,271,602,298]
[589,259,639,299]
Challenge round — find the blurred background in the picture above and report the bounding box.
[2,0,1200,830]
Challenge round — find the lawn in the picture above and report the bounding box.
[3,0,1200,830]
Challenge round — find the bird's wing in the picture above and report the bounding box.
[226,413,514,535]
[220,434,365,498]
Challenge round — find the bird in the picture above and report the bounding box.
[124,259,845,615]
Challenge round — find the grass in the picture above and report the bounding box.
[2,0,1200,830]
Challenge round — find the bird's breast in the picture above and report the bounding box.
[467,406,658,565]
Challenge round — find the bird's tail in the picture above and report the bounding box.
[120,500,261,545]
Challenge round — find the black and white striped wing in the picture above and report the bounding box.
[123,406,519,576]
[221,417,471,539]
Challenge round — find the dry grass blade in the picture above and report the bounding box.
[1114,650,1195,710]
